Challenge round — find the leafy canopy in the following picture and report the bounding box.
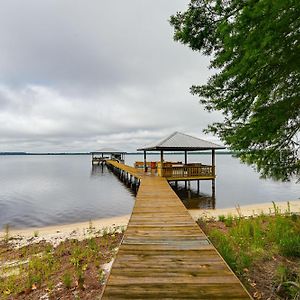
[170,0,300,181]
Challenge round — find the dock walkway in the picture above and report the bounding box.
[102,161,251,299]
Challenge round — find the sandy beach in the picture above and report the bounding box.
[188,200,300,220]
[1,200,299,247]
[0,214,130,248]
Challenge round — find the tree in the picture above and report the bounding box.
[170,0,300,181]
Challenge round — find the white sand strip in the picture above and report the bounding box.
[188,200,300,221]
[0,214,130,248]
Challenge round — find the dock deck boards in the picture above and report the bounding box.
[102,161,251,299]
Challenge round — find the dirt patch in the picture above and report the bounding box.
[0,232,123,299]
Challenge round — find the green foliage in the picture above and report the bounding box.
[62,272,72,289]
[279,234,300,257]
[3,224,10,243]
[27,252,57,288]
[276,265,300,299]
[0,232,122,298]
[209,229,238,271]
[218,215,226,222]
[170,0,300,181]
[224,214,234,227]
[207,213,300,285]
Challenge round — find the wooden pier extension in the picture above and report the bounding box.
[102,161,252,299]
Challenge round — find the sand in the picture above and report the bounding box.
[188,200,300,221]
[0,214,130,248]
[1,200,299,248]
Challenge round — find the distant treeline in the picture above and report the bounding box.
[0,151,234,155]
[0,152,90,155]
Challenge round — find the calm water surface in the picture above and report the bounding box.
[0,154,298,229]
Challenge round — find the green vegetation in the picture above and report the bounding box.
[170,0,300,181]
[0,228,123,299]
[3,224,10,243]
[62,272,72,289]
[199,211,300,299]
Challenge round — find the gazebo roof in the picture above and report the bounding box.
[91,147,126,154]
[137,132,225,151]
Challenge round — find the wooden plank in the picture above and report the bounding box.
[102,161,252,299]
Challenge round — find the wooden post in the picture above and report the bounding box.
[144,151,147,172]
[212,149,215,177]
[212,195,216,209]
[184,151,188,189]
[160,150,164,177]
[197,180,200,194]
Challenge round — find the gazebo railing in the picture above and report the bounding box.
[161,164,215,178]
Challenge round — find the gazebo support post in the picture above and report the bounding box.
[212,149,215,175]
[160,150,164,177]
[212,149,216,197]
[184,151,188,189]
[144,151,147,172]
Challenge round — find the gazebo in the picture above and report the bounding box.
[90,148,126,165]
[137,132,225,193]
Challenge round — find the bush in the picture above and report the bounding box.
[224,215,234,227]
[218,215,226,222]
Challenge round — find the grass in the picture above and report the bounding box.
[3,224,10,243]
[0,227,124,299]
[198,209,300,299]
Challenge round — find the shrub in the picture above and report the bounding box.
[218,215,226,222]
[224,215,234,227]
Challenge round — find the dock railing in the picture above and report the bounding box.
[160,163,215,179]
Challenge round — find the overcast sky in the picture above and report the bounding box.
[0,0,222,152]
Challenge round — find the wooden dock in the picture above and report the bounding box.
[102,161,252,299]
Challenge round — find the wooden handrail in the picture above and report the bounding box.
[161,165,215,178]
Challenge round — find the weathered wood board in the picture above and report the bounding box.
[102,162,252,299]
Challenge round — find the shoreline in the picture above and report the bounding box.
[188,199,300,220]
[0,214,130,248]
[1,200,299,247]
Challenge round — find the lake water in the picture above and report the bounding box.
[0,154,298,229]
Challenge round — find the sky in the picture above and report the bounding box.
[0,0,223,152]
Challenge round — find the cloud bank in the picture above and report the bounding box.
[0,0,222,152]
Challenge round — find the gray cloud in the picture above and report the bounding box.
[0,0,222,152]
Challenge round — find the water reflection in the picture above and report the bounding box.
[170,183,216,209]
[92,163,138,196]
[90,164,105,177]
